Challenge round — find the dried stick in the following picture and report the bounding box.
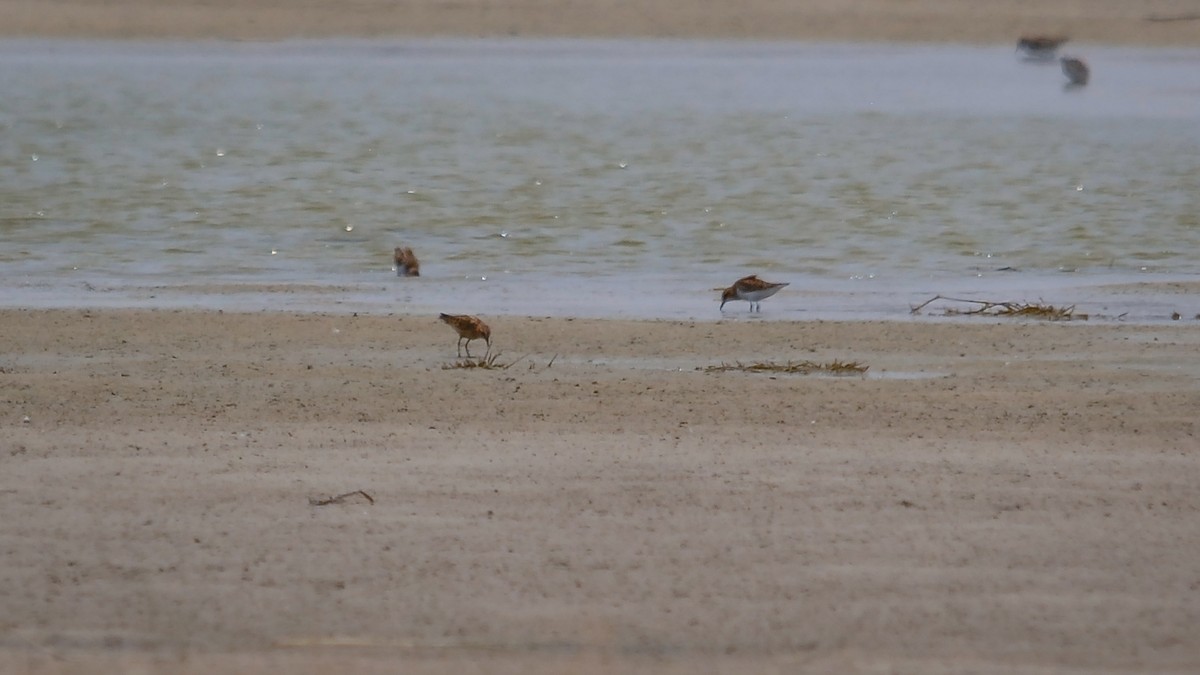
[309,490,375,506]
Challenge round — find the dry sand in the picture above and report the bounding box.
[3,0,1200,45]
[2,307,1199,673]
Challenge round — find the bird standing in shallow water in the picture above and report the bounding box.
[1060,56,1090,86]
[720,275,789,312]
[439,313,491,358]
[1017,36,1068,60]
[394,246,420,277]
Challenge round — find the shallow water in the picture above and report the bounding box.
[2,39,1198,321]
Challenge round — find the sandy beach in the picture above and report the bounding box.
[3,307,1199,673]
[3,0,1200,45]
[4,0,1200,671]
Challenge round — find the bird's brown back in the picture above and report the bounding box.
[394,247,420,276]
[439,313,490,340]
[734,275,779,293]
[1018,36,1068,51]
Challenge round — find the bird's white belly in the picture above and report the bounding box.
[737,286,784,302]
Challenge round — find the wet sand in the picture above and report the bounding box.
[2,307,1199,673]
[3,0,1200,45]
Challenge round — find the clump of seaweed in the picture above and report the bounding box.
[442,352,525,370]
[910,295,1086,321]
[703,359,868,376]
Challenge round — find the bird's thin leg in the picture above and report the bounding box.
[457,337,464,357]
[465,340,473,358]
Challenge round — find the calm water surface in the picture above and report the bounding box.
[2,39,1198,321]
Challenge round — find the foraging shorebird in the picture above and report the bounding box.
[393,246,420,277]
[719,275,789,313]
[1017,36,1068,60]
[439,313,491,358]
[1060,56,1090,86]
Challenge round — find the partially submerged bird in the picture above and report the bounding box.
[394,246,420,277]
[1017,35,1068,60]
[439,313,491,358]
[1060,56,1090,86]
[719,275,789,312]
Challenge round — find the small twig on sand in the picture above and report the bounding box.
[309,490,375,506]
[504,353,530,370]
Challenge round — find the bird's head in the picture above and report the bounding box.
[719,286,736,310]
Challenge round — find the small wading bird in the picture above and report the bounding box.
[1060,56,1090,86]
[1016,35,1068,60]
[719,275,789,313]
[393,246,420,277]
[439,313,491,358]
